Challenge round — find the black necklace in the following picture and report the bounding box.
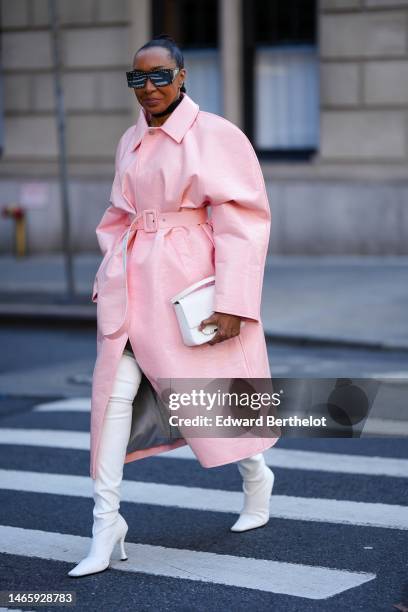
[150,92,184,118]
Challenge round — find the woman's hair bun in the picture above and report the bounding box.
[153,34,176,43]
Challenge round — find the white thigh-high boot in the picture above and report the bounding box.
[230,453,274,532]
[68,351,142,577]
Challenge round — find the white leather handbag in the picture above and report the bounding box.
[170,275,245,347]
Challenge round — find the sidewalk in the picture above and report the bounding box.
[262,255,408,351]
[0,253,407,350]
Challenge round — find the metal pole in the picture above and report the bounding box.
[48,0,75,298]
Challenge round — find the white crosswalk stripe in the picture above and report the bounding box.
[0,525,375,599]
[0,468,406,530]
[33,398,91,412]
[1,427,407,478]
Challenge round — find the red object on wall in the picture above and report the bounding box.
[1,205,25,219]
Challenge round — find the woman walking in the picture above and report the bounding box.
[68,34,279,578]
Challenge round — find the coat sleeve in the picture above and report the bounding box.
[91,132,130,302]
[95,133,131,256]
[202,119,271,322]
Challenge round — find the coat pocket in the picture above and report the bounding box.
[200,221,215,248]
[91,276,98,303]
[236,333,253,378]
[91,251,111,304]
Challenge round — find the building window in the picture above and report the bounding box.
[152,0,221,114]
[243,0,319,159]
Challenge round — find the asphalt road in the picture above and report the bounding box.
[0,323,407,611]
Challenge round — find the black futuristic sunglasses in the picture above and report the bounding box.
[126,67,180,89]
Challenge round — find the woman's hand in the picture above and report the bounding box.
[198,311,242,345]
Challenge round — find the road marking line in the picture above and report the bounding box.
[33,398,90,412]
[263,448,408,478]
[362,418,408,437]
[0,469,407,530]
[1,428,407,478]
[0,429,88,450]
[0,525,375,599]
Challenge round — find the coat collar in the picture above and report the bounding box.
[131,93,199,150]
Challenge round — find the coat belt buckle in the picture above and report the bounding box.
[142,209,158,233]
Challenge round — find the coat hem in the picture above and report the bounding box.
[186,437,280,469]
[123,438,187,465]
[122,436,280,472]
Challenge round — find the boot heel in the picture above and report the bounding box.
[118,516,128,560]
[119,536,128,561]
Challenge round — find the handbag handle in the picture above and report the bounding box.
[170,275,215,303]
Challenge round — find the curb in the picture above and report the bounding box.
[264,332,408,353]
[0,302,96,322]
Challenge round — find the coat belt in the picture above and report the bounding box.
[98,206,209,337]
[122,207,209,273]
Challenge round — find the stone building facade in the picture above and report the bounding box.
[0,0,407,254]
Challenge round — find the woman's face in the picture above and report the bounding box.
[132,47,186,115]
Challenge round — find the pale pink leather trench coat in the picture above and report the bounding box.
[89,93,279,479]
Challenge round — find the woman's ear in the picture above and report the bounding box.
[180,69,187,93]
